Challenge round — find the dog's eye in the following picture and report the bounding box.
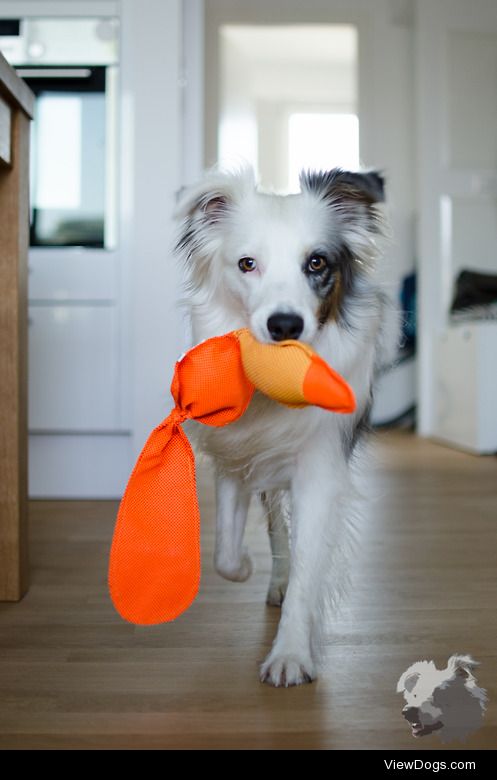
[307,254,328,273]
[238,257,257,273]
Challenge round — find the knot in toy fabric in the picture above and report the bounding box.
[170,331,254,426]
[168,407,190,427]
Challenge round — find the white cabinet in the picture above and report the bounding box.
[434,322,497,453]
[28,303,121,431]
[28,248,117,301]
[29,433,131,499]
[372,357,416,426]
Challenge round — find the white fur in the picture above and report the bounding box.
[397,655,488,742]
[176,165,392,686]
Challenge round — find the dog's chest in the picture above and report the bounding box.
[186,391,325,489]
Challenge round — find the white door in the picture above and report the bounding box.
[416,0,497,438]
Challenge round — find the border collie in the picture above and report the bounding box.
[175,166,391,686]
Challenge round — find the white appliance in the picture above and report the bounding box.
[434,321,497,453]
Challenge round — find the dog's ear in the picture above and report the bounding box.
[174,167,256,259]
[300,168,386,206]
[300,168,385,243]
[396,671,420,694]
[174,182,233,225]
[448,655,479,680]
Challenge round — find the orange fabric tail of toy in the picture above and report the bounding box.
[108,333,254,625]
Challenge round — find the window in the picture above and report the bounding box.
[0,16,119,249]
[21,67,108,248]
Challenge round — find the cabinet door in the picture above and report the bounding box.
[417,0,497,435]
[28,248,117,301]
[28,304,120,431]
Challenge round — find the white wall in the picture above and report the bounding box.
[120,0,185,457]
[181,0,205,187]
[218,33,258,173]
[369,2,416,292]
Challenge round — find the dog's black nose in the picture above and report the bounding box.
[267,313,304,341]
[403,706,419,723]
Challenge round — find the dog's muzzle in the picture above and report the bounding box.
[402,706,443,738]
[267,312,304,341]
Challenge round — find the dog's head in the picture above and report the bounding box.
[397,655,487,741]
[175,166,385,343]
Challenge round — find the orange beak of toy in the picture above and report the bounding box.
[236,328,356,413]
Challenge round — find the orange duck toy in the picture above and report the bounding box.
[108,329,356,625]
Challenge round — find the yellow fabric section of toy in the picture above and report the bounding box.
[236,328,310,408]
[235,327,357,414]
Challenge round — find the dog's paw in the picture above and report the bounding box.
[266,579,287,607]
[215,547,254,582]
[260,650,316,687]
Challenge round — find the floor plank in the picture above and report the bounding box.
[0,430,496,749]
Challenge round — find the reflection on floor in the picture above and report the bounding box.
[0,430,495,749]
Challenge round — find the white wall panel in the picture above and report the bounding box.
[28,248,117,301]
[28,304,121,431]
[29,433,131,498]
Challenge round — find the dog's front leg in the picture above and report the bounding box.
[260,434,349,686]
[214,470,253,582]
[261,490,290,606]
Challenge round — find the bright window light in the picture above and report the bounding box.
[35,95,82,209]
[288,113,359,191]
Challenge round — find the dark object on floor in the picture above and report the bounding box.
[451,269,497,312]
[400,271,416,356]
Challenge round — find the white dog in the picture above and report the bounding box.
[175,166,391,686]
[397,655,488,742]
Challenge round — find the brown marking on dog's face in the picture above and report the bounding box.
[304,242,356,329]
[317,269,342,325]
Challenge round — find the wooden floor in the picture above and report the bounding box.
[0,430,496,750]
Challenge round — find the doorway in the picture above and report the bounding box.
[218,24,359,192]
[201,0,417,425]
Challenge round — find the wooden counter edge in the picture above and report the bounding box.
[0,51,34,119]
